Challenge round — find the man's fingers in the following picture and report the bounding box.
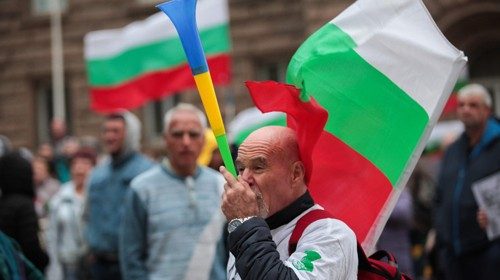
[219,166,238,186]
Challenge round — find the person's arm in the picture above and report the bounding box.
[229,218,300,280]
[119,188,148,280]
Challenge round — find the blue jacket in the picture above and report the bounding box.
[119,160,226,280]
[435,117,500,256]
[85,153,153,255]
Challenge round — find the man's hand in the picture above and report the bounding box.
[220,166,260,220]
[477,208,489,230]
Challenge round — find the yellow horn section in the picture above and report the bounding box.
[194,72,225,136]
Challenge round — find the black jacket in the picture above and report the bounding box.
[0,151,49,272]
[435,118,500,256]
[228,192,315,279]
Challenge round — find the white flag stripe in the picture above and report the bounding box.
[84,0,228,59]
[332,0,467,117]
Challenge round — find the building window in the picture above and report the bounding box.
[35,83,53,144]
[32,0,68,15]
[35,81,71,146]
[256,61,288,82]
[143,94,180,139]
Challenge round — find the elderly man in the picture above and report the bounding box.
[119,103,227,280]
[86,111,154,280]
[435,83,500,280]
[220,126,358,279]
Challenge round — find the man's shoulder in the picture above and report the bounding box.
[442,133,467,155]
[126,153,155,169]
[298,207,356,242]
[198,166,224,181]
[90,158,112,176]
[130,165,164,188]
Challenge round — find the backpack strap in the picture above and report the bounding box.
[288,208,379,266]
[289,209,369,259]
[288,209,335,256]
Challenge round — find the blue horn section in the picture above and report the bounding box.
[157,0,208,75]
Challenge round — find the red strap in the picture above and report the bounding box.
[288,209,369,265]
[288,209,335,256]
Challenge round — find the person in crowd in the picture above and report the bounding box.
[53,136,81,184]
[119,103,226,280]
[51,117,70,158]
[377,188,414,277]
[434,83,500,279]
[33,156,61,219]
[220,126,358,279]
[0,151,49,273]
[48,148,97,280]
[85,110,154,280]
[407,161,436,280]
[37,142,58,177]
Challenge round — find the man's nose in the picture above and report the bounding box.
[182,133,192,145]
[240,168,253,184]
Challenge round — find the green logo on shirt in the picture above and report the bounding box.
[292,250,321,272]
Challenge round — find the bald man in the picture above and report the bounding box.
[220,126,358,279]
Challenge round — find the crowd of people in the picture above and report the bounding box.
[0,83,498,280]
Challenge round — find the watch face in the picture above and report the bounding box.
[228,219,243,233]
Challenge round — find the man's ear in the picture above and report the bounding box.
[291,161,305,187]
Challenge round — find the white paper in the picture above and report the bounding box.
[472,171,500,240]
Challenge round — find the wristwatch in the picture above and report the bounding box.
[227,216,256,233]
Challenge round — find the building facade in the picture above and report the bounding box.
[0,0,499,150]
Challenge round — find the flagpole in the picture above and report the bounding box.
[50,0,65,120]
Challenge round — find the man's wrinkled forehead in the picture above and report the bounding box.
[237,137,284,163]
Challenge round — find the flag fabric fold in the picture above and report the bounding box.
[84,0,230,112]
[245,81,328,182]
[250,0,466,251]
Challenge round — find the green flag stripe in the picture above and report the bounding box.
[287,23,429,186]
[86,24,229,86]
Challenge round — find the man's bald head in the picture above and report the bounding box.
[242,126,300,164]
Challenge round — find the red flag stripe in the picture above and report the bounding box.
[90,54,230,113]
[310,131,392,241]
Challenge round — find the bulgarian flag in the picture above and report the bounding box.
[84,0,230,112]
[247,0,467,251]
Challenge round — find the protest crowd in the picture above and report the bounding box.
[1,1,499,280]
[0,82,498,280]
